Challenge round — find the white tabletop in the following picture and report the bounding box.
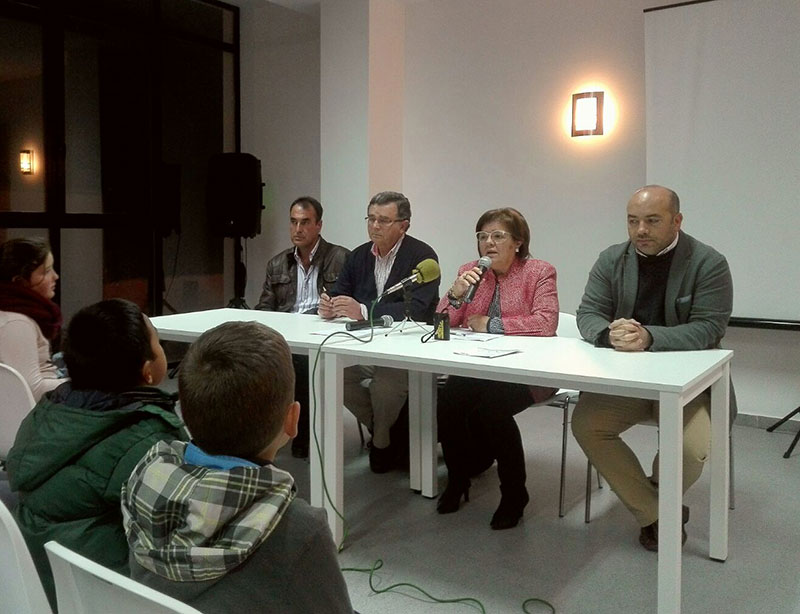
[322,326,732,399]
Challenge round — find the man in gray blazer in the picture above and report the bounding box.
[572,185,733,551]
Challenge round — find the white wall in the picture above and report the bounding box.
[402,0,648,316]
[240,0,322,305]
[239,0,800,424]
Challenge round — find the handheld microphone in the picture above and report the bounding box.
[345,314,394,331]
[463,256,492,304]
[380,258,440,297]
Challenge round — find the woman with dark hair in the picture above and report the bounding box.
[0,237,66,400]
[436,208,559,530]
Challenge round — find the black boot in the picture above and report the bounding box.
[490,487,529,530]
[437,476,471,514]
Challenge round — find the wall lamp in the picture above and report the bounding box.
[571,91,604,137]
[20,149,34,174]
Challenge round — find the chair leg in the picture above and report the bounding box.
[584,460,593,523]
[559,402,569,518]
[729,431,735,510]
[358,422,366,449]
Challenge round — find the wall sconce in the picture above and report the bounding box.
[20,150,34,174]
[571,92,604,137]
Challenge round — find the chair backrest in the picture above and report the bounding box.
[556,312,581,339]
[0,499,52,614]
[44,541,203,614]
[0,362,36,460]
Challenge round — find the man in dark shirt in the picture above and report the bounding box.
[319,191,439,473]
[572,185,733,551]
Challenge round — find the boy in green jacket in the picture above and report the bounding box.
[7,298,184,609]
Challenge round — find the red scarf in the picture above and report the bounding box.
[0,281,63,340]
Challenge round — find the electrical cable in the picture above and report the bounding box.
[308,298,557,614]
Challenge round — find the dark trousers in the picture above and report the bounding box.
[293,354,310,447]
[437,376,533,494]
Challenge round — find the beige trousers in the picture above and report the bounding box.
[343,365,408,449]
[571,391,711,527]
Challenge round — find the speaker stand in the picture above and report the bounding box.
[766,405,800,458]
[227,236,250,309]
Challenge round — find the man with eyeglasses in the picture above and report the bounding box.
[255,196,349,458]
[319,191,439,473]
[571,185,734,551]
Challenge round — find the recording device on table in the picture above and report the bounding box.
[345,315,394,331]
[463,255,492,303]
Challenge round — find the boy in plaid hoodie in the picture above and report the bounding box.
[121,321,354,614]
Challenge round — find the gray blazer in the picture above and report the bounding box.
[577,230,736,413]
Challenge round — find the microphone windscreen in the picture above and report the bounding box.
[414,258,440,283]
[477,255,492,270]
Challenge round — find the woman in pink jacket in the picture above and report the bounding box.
[435,208,559,530]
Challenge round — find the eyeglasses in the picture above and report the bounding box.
[476,230,512,243]
[365,216,405,228]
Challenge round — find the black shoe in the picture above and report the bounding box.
[639,505,690,552]
[369,445,395,474]
[291,439,309,459]
[437,478,470,514]
[490,488,530,530]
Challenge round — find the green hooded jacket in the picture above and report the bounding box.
[6,383,185,609]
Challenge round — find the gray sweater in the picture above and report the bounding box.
[130,498,354,614]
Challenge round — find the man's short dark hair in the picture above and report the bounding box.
[178,321,295,458]
[64,299,155,393]
[369,191,411,222]
[475,207,531,259]
[290,196,323,222]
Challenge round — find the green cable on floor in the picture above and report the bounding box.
[341,559,556,613]
[308,310,556,614]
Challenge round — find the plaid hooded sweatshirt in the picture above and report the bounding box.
[122,440,354,614]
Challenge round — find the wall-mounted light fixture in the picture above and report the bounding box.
[571,91,604,137]
[20,149,34,174]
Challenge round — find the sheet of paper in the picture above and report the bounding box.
[448,330,498,342]
[452,347,521,359]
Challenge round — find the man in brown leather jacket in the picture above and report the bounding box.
[256,196,349,457]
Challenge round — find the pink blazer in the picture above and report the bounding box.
[436,257,559,336]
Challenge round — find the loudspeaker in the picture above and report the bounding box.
[207,152,264,238]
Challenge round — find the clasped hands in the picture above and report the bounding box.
[608,318,652,352]
[318,293,363,321]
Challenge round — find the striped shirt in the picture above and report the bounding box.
[291,238,321,314]
[360,235,405,319]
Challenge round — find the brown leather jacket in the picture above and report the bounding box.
[255,237,349,313]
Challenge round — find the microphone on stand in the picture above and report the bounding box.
[345,315,394,331]
[380,258,440,298]
[463,256,493,304]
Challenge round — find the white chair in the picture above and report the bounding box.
[0,362,36,467]
[44,541,203,614]
[0,499,52,614]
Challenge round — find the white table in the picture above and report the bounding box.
[321,327,732,614]
[153,309,732,614]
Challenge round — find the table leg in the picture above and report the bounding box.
[411,372,438,497]
[408,372,422,493]
[658,391,684,614]
[709,363,730,562]
[309,348,324,509]
[321,351,344,544]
